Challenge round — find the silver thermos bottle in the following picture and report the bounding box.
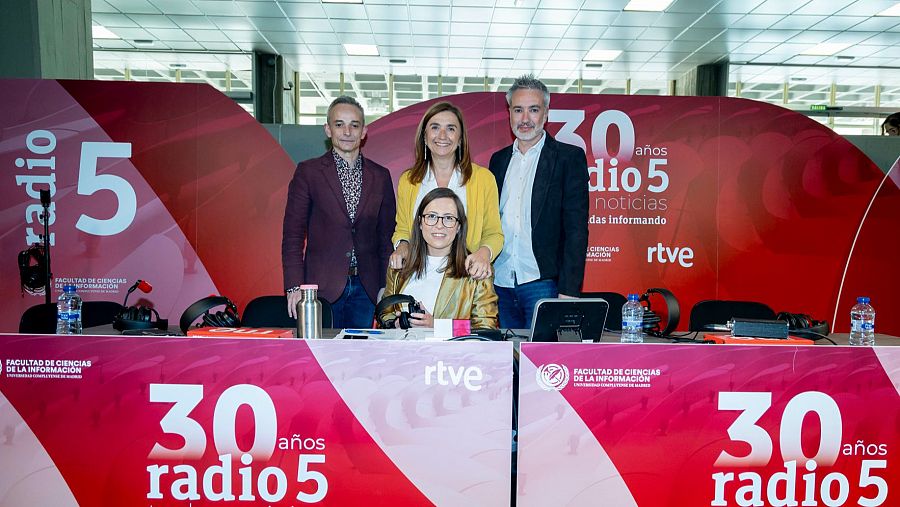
[297,284,323,339]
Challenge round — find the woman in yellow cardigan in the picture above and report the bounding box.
[389,101,503,280]
[381,188,498,329]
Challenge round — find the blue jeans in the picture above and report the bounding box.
[331,276,375,329]
[495,279,558,330]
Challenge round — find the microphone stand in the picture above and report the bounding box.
[39,189,52,305]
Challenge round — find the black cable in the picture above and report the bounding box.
[790,329,837,345]
[448,335,491,341]
[503,328,528,341]
[667,331,705,343]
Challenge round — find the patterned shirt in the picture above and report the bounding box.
[333,149,363,267]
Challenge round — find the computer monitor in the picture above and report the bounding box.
[529,298,610,342]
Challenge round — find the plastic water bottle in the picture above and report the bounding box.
[56,285,83,335]
[621,293,644,343]
[296,284,322,339]
[849,296,875,346]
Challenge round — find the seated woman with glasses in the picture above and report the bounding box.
[389,101,503,281]
[380,187,499,329]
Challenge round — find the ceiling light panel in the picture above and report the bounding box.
[801,42,851,55]
[104,27,154,39]
[877,3,900,16]
[343,43,379,56]
[584,49,623,61]
[624,0,674,12]
[92,25,120,39]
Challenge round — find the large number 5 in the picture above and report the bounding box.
[149,384,207,459]
[296,454,328,503]
[714,392,773,467]
[76,142,137,236]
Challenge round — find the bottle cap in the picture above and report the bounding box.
[300,284,318,290]
[857,296,870,304]
[627,293,639,300]
[63,285,76,292]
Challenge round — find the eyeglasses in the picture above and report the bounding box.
[421,213,459,227]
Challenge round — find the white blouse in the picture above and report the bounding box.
[401,255,447,314]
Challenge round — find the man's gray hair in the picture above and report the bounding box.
[327,96,365,124]
[505,74,550,108]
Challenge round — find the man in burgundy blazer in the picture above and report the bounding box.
[282,96,396,328]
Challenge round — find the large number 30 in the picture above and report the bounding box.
[715,391,842,467]
[75,142,137,236]
[549,109,636,163]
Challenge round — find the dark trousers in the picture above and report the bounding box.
[494,278,558,329]
[331,275,375,328]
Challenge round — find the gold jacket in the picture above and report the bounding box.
[382,268,499,329]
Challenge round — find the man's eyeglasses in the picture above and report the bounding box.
[421,213,459,227]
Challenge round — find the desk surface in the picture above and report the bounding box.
[81,324,900,347]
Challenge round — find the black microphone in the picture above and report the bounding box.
[39,188,51,207]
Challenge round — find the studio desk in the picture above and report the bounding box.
[1,331,898,506]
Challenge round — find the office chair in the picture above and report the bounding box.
[581,291,627,330]
[19,302,57,334]
[242,295,333,328]
[19,301,125,334]
[688,300,776,332]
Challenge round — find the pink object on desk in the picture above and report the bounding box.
[452,319,471,337]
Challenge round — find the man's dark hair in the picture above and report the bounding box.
[327,96,365,124]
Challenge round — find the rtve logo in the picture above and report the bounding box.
[647,242,694,268]
[424,361,483,391]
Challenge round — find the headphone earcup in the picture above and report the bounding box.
[114,305,160,331]
[398,311,411,329]
[375,294,417,329]
[202,312,221,328]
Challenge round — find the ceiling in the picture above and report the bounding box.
[90,0,900,122]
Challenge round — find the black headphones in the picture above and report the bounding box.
[639,288,680,336]
[776,312,830,338]
[113,305,168,332]
[374,294,422,329]
[18,245,47,295]
[179,296,241,334]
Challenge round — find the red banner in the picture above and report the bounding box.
[0,335,514,506]
[2,80,898,334]
[365,94,900,334]
[0,79,295,332]
[517,342,900,506]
